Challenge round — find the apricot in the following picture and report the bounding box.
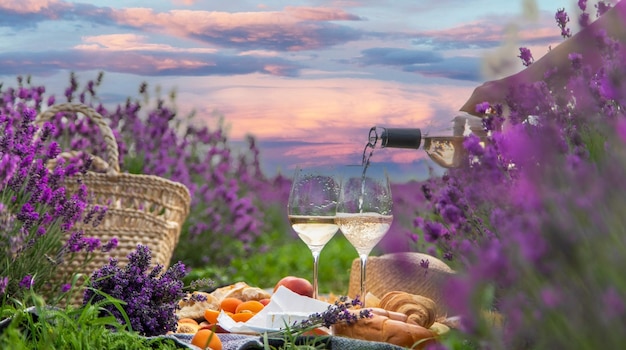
[219,297,243,314]
[235,300,265,314]
[204,309,220,325]
[230,311,255,323]
[191,329,222,350]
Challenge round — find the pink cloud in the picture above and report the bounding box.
[107,7,362,51]
[171,0,196,5]
[76,34,217,53]
[0,2,363,51]
[170,74,474,159]
[417,13,564,50]
[0,0,64,13]
[421,20,506,44]
[284,6,362,21]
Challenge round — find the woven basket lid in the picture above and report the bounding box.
[348,252,455,317]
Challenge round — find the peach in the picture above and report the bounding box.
[273,276,314,298]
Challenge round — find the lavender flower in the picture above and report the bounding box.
[188,278,214,292]
[595,1,611,17]
[83,237,101,252]
[297,295,372,330]
[555,8,571,38]
[101,237,118,252]
[517,47,534,67]
[406,6,626,348]
[0,100,115,301]
[568,52,583,70]
[84,244,187,336]
[577,0,591,27]
[19,275,33,289]
[0,276,8,295]
[474,101,491,115]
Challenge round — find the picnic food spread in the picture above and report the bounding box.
[172,278,450,349]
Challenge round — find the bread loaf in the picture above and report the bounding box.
[332,308,436,349]
[210,281,271,302]
[176,291,220,321]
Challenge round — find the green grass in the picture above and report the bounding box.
[0,293,182,349]
[233,233,357,293]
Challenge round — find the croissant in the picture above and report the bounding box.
[378,291,437,328]
[332,308,436,349]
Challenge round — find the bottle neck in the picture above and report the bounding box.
[378,127,422,149]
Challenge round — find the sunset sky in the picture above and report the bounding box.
[0,0,585,181]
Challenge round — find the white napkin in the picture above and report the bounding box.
[217,286,332,333]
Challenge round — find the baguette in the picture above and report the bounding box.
[333,309,437,349]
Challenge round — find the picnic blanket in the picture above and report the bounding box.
[168,333,408,350]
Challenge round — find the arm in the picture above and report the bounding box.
[460,1,626,115]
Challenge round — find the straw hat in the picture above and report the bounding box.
[348,252,455,318]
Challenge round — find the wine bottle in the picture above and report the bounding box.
[365,113,486,168]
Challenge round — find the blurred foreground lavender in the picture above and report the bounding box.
[409,3,626,349]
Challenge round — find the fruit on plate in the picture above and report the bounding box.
[176,282,270,324]
[174,281,273,337]
[273,276,314,298]
[197,294,269,333]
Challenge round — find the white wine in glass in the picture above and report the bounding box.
[287,165,340,299]
[336,164,393,299]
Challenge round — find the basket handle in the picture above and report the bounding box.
[36,103,120,173]
[45,151,112,174]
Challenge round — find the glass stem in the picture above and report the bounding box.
[312,251,320,300]
[359,253,368,300]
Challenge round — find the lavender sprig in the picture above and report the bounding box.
[295,295,372,331]
[84,244,187,336]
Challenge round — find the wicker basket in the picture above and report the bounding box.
[36,103,191,304]
[348,252,455,318]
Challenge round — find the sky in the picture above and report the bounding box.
[0,0,587,181]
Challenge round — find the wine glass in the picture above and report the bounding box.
[287,165,340,299]
[336,164,393,299]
